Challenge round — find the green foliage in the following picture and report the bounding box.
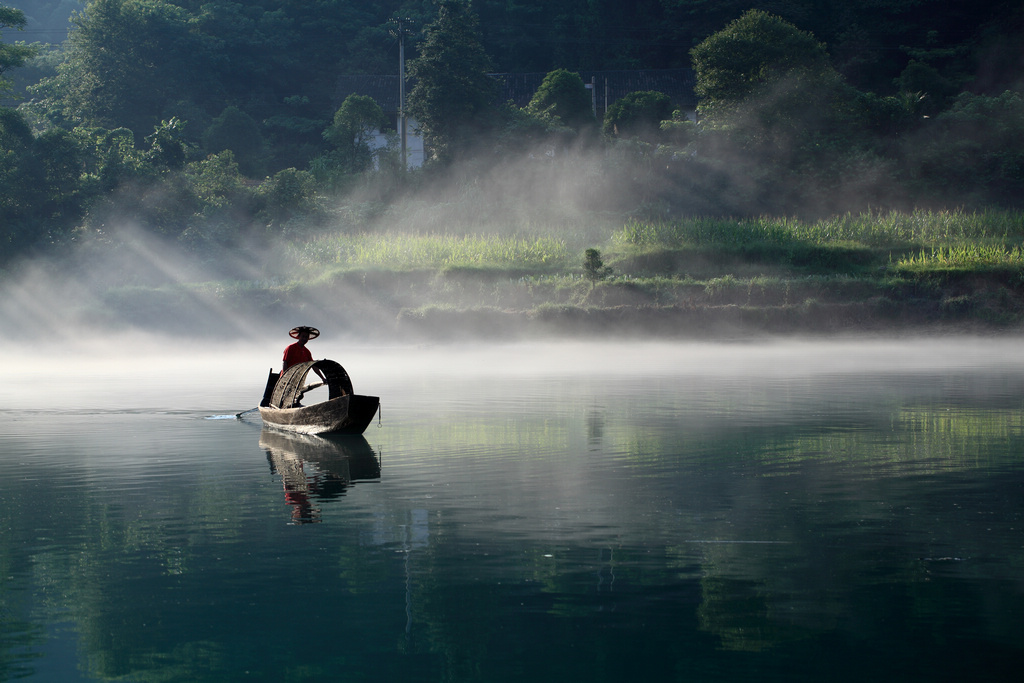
[615,210,1024,251]
[178,150,255,248]
[906,91,1024,204]
[261,96,326,171]
[582,248,612,281]
[324,95,386,148]
[30,127,88,222]
[406,0,497,164]
[256,168,319,228]
[895,245,1024,273]
[1,107,87,256]
[202,106,265,177]
[287,232,569,272]
[856,90,927,138]
[185,150,248,208]
[685,10,910,214]
[894,59,960,115]
[603,91,673,141]
[143,117,188,171]
[1,108,35,249]
[698,65,866,157]
[690,9,831,122]
[32,0,207,135]
[493,102,566,153]
[0,102,31,148]
[322,94,388,174]
[0,6,38,96]
[86,127,143,190]
[526,69,593,131]
[659,111,696,147]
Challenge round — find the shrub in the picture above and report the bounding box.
[603,91,673,142]
[527,69,594,131]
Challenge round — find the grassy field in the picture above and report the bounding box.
[93,208,1024,339]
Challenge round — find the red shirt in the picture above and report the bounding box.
[282,342,313,372]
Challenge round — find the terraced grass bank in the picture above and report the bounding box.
[101,209,1024,339]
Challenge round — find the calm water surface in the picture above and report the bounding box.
[1,340,1022,682]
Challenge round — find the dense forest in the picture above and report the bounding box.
[2,0,1023,268]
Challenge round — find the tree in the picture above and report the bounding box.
[323,94,388,173]
[526,69,593,131]
[690,9,831,122]
[582,248,612,282]
[1,107,90,255]
[1,106,35,244]
[87,126,144,191]
[203,106,266,177]
[894,59,960,115]
[29,127,89,230]
[1,5,38,97]
[144,117,188,171]
[906,90,1024,205]
[32,0,208,136]
[257,167,318,227]
[688,9,868,155]
[686,10,907,215]
[660,110,697,147]
[603,91,673,142]
[406,0,497,164]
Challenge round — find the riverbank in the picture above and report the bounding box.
[6,208,1024,342]
[91,258,1024,341]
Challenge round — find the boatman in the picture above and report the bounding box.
[282,325,328,379]
[282,325,318,372]
[260,326,325,408]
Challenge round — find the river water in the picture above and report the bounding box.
[1,339,1022,682]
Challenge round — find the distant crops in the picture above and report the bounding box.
[615,209,1024,249]
[286,233,571,271]
[895,245,1024,271]
[277,209,1024,278]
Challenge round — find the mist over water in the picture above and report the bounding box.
[3,335,1022,414]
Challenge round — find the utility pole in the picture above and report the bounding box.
[389,17,413,172]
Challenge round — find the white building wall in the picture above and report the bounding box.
[366,117,424,170]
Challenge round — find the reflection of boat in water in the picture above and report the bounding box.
[259,359,379,435]
[260,428,381,524]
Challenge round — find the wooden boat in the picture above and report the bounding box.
[258,359,379,435]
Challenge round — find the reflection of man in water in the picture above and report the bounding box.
[275,455,322,524]
[267,449,345,525]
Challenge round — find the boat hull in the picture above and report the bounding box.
[259,394,379,435]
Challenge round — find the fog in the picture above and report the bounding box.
[1,112,1021,367]
[0,144,642,344]
[3,333,1023,413]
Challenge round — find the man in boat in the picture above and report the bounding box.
[282,326,327,381]
[260,326,326,408]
